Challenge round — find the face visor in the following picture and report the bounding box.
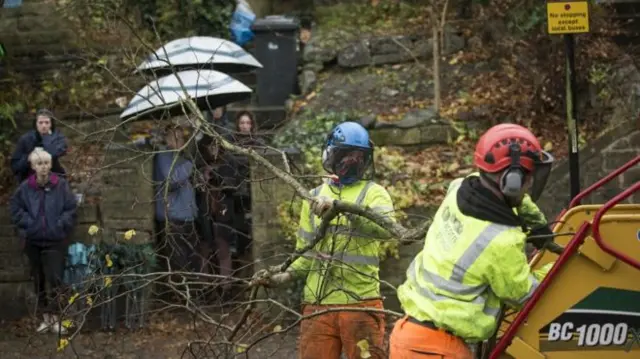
[322,145,372,184]
[528,151,554,202]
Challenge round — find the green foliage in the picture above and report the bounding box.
[0,102,22,190]
[315,1,425,34]
[508,3,546,34]
[95,242,157,277]
[588,63,614,106]
[61,0,235,56]
[273,110,360,178]
[137,0,236,40]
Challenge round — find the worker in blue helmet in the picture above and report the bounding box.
[263,122,397,359]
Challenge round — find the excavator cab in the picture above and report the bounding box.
[484,155,640,359]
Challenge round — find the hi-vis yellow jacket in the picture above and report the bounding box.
[397,174,552,343]
[289,180,395,305]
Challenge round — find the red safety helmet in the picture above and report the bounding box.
[474,124,542,173]
[474,124,554,201]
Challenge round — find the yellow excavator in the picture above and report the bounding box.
[480,155,640,358]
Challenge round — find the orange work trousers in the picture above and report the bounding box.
[298,299,386,359]
[389,316,473,359]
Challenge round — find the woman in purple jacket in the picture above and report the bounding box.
[10,148,77,334]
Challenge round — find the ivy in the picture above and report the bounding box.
[273,110,358,180]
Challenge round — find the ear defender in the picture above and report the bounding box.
[500,169,525,198]
[500,142,525,197]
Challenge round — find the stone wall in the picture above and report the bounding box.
[0,0,76,70]
[250,148,304,316]
[538,119,640,219]
[0,134,155,320]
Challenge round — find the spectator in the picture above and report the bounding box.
[10,148,77,334]
[204,106,233,138]
[153,125,201,275]
[231,111,264,257]
[208,143,240,296]
[11,109,68,183]
[234,110,265,146]
[190,110,239,295]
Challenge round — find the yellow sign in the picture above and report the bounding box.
[547,1,590,34]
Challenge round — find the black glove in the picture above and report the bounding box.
[527,225,555,250]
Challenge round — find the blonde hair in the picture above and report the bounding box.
[28,147,52,164]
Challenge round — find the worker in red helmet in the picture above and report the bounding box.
[389,123,556,359]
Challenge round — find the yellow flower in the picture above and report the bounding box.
[61,319,73,328]
[124,229,136,240]
[57,338,69,352]
[88,225,99,236]
[68,293,79,305]
[236,344,248,353]
[105,254,113,268]
[86,296,93,306]
[104,276,112,288]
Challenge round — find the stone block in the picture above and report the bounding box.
[100,201,154,221]
[0,17,18,33]
[337,39,372,68]
[369,36,413,55]
[3,30,74,48]
[605,136,630,152]
[622,166,640,192]
[626,130,640,147]
[70,224,94,244]
[0,251,30,282]
[99,166,141,185]
[17,13,66,32]
[77,204,99,224]
[0,282,33,320]
[0,235,23,253]
[250,149,303,316]
[369,123,456,146]
[100,229,153,245]
[60,119,119,139]
[0,7,22,19]
[16,1,58,16]
[380,239,423,312]
[603,151,638,172]
[102,218,154,232]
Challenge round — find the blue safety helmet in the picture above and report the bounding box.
[322,122,373,184]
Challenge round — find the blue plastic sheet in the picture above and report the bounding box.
[229,0,256,46]
[3,0,23,8]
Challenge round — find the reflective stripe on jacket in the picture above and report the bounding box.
[397,178,539,343]
[290,180,395,305]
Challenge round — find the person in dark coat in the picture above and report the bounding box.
[153,125,202,275]
[204,106,234,139]
[231,111,265,257]
[10,148,77,335]
[11,109,68,183]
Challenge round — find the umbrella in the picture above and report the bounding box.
[120,69,252,121]
[136,36,262,76]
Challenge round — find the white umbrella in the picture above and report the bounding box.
[120,69,252,121]
[136,36,262,76]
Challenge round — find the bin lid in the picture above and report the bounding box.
[252,15,300,32]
